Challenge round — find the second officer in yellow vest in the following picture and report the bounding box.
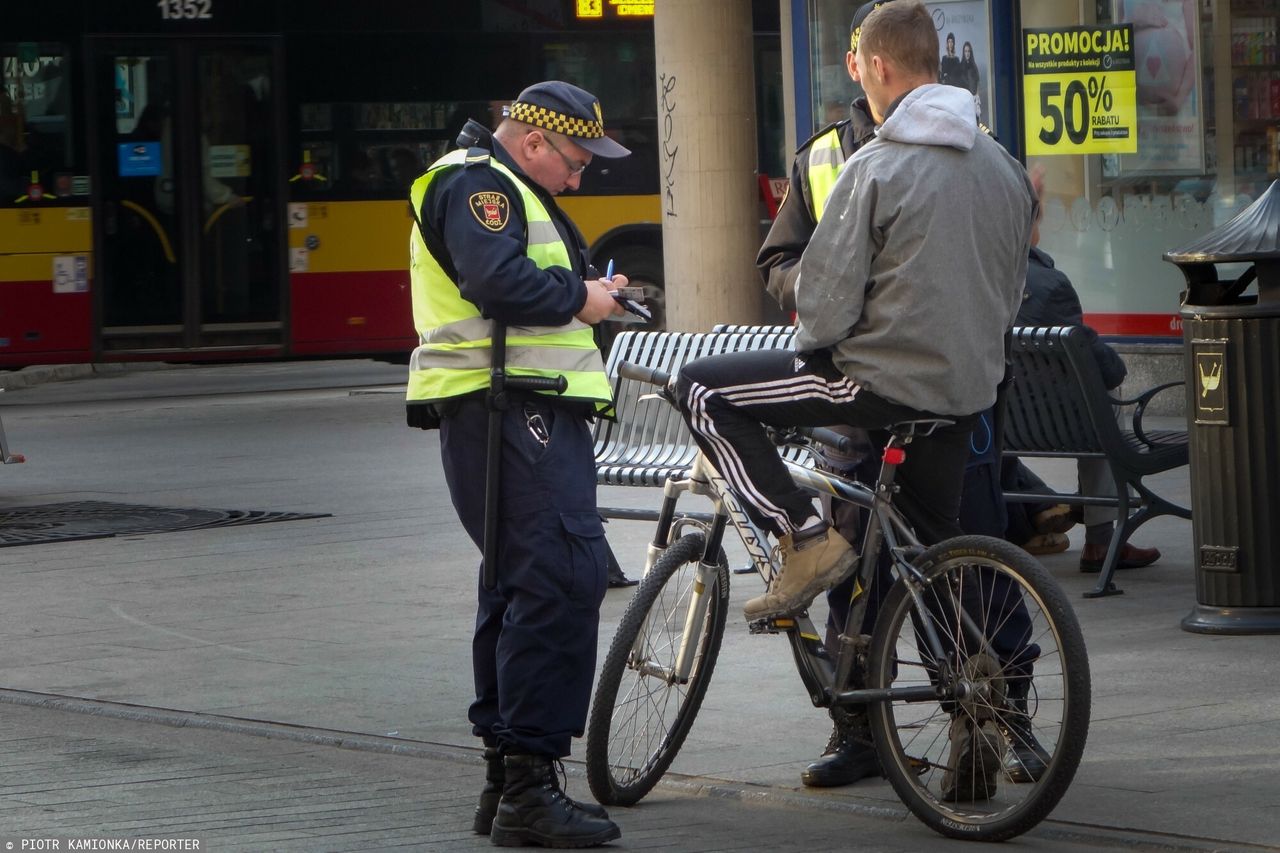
[406,80,628,849]
[753,0,889,793]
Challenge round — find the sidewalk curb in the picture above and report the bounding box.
[0,362,177,391]
[0,687,1260,852]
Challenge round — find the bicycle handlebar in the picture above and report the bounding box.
[618,361,671,388]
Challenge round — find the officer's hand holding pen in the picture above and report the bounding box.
[576,267,628,324]
[595,257,650,320]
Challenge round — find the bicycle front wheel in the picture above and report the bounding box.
[585,531,729,806]
[867,535,1090,842]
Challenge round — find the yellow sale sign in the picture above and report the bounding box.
[1023,26,1138,156]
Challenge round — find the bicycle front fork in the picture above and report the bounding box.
[634,472,732,683]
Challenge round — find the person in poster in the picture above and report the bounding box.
[939,32,981,122]
[926,0,993,126]
[959,41,980,94]
[939,32,962,87]
[960,40,981,120]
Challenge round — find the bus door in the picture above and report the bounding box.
[89,38,283,354]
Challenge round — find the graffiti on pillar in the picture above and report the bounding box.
[660,72,678,218]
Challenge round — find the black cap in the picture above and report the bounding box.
[502,80,631,159]
[850,0,897,53]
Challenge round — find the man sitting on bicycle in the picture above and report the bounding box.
[674,0,1036,622]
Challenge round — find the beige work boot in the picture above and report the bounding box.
[744,523,857,621]
[941,715,1004,802]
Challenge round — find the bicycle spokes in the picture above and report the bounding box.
[867,537,1089,841]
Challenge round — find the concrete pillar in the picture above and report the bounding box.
[654,0,761,331]
[779,0,797,160]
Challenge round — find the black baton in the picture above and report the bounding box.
[482,321,568,590]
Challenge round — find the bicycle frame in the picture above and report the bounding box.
[635,434,997,712]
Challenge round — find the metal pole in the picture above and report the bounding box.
[482,322,508,591]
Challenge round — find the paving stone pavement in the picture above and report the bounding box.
[0,701,1175,853]
[1,361,1278,852]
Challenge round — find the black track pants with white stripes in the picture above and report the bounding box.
[675,349,976,544]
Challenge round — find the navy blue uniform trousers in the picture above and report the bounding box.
[440,396,607,757]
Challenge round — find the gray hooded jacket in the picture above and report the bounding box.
[794,83,1036,416]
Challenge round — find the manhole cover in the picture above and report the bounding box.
[0,501,329,547]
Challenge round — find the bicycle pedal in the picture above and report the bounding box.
[746,613,805,635]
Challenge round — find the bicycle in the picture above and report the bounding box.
[585,362,1090,842]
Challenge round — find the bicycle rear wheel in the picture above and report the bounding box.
[867,535,1090,841]
[585,531,729,806]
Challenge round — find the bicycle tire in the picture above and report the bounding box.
[585,531,729,806]
[866,534,1090,842]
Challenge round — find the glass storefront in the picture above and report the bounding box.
[804,0,1278,339]
[1025,0,1275,338]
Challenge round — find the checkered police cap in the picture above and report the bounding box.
[503,80,631,159]
[850,0,897,53]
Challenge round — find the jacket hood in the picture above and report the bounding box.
[877,83,978,151]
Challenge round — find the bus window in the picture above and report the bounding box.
[1,43,77,205]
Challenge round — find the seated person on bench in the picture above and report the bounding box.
[1003,175,1161,573]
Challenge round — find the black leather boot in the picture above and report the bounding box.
[473,747,506,835]
[998,679,1051,783]
[800,710,882,788]
[475,748,610,836]
[490,754,621,848]
[605,543,638,588]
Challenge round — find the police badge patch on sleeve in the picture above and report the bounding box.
[469,192,510,232]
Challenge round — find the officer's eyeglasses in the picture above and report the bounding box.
[542,133,589,176]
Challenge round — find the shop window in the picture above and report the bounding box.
[1023,0,1278,337]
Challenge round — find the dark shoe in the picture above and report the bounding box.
[997,681,1050,784]
[1032,504,1075,535]
[941,716,1003,802]
[475,749,608,837]
[605,545,638,588]
[800,712,882,788]
[474,747,506,835]
[490,754,620,848]
[606,563,638,588]
[1079,542,1161,573]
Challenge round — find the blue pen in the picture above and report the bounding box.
[604,258,614,281]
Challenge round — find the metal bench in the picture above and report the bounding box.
[604,323,1191,598]
[593,327,802,521]
[1004,325,1190,598]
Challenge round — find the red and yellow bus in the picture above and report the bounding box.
[1,1,701,367]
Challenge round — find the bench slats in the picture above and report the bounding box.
[593,328,807,514]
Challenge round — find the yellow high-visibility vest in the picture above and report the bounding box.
[406,148,612,414]
[806,126,845,222]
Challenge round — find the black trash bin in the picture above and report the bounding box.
[1164,180,1280,635]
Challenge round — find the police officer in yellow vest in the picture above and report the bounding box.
[406,81,628,848]
[753,1,891,793]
